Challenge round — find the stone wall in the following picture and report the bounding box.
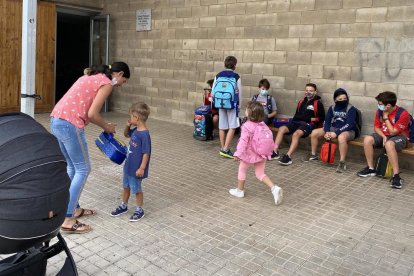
[103,0,414,134]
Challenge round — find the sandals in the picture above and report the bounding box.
[74,208,97,219]
[61,220,91,234]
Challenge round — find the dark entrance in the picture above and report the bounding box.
[55,13,90,103]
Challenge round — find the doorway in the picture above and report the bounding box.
[55,13,90,103]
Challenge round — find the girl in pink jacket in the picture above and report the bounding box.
[230,101,283,205]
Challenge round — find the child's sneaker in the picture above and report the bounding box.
[336,161,347,173]
[390,174,403,189]
[271,186,283,205]
[229,188,245,198]
[110,205,128,217]
[129,208,145,222]
[270,150,280,160]
[220,149,234,159]
[302,153,318,162]
[278,154,292,166]
[357,167,376,177]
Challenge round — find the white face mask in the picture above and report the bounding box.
[111,78,118,86]
[260,89,268,96]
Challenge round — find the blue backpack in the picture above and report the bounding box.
[212,73,238,110]
[379,107,414,143]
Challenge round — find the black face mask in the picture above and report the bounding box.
[335,100,349,108]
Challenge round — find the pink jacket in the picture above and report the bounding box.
[234,121,266,164]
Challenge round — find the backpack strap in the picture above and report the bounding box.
[297,99,304,113]
[252,95,258,101]
[395,106,404,122]
[266,95,272,113]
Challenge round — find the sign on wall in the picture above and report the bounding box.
[136,9,151,32]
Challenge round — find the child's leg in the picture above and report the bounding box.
[223,109,239,150]
[287,130,304,156]
[122,188,131,204]
[213,114,219,130]
[274,126,289,150]
[219,129,226,149]
[237,161,250,190]
[218,109,229,149]
[224,128,235,150]
[135,192,143,207]
[254,160,283,205]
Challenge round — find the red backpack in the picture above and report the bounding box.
[320,140,337,164]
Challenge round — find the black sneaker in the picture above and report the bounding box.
[390,174,403,189]
[219,149,234,159]
[357,167,376,177]
[278,154,292,166]
[270,150,280,160]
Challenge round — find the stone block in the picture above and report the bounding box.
[272,89,297,115]
[200,17,217,28]
[181,60,197,71]
[146,68,160,78]
[191,28,208,38]
[160,49,175,60]
[299,38,326,51]
[213,61,224,72]
[140,77,153,87]
[310,78,337,93]
[215,39,234,50]
[234,14,256,26]
[371,22,405,37]
[169,0,185,8]
[365,82,398,97]
[355,38,384,52]
[188,91,201,103]
[301,10,328,24]
[152,78,166,89]
[290,0,315,11]
[192,6,209,17]
[198,39,215,50]
[397,84,414,100]
[243,51,264,63]
[226,3,246,15]
[208,4,227,16]
[267,0,290,12]
[274,64,298,77]
[255,13,278,26]
[171,109,187,121]
[326,38,354,52]
[388,6,414,21]
[146,87,159,97]
[159,88,173,99]
[223,50,243,59]
[160,69,174,79]
[234,39,254,50]
[217,15,235,26]
[206,50,224,61]
[175,50,190,60]
[226,27,244,38]
[298,65,323,79]
[183,39,198,50]
[336,80,365,96]
[176,28,192,39]
[313,24,340,37]
[181,80,196,91]
[155,19,169,29]
[246,1,267,14]
[172,89,189,100]
[176,7,192,18]
[162,29,177,39]
[235,63,252,74]
[382,69,414,85]
[140,39,153,49]
[356,7,387,22]
[276,38,299,51]
[208,28,227,38]
[276,12,302,25]
[183,18,200,28]
[196,61,214,72]
[289,25,313,38]
[166,79,182,90]
[168,39,183,50]
[327,9,357,23]
[386,38,414,52]
[263,76,285,89]
[153,39,168,49]
[165,98,180,110]
[323,66,352,81]
[312,52,338,65]
[285,77,311,90]
[287,52,311,64]
[244,25,288,38]
[201,0,218,5]
[340,23,371,37]
[168,18,184,28]
[338,52,366,67]
[252,63,274,75]
[351,67,382,82]
[343,0,373,8]
[254,39,276,51]
[315,0,342,10]
[264,51,287,64]
[240,74,264,86]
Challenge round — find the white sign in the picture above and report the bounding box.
[136,9,151,32]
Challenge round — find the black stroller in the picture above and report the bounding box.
[0,113,77,276]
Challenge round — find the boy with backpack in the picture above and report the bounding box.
[251,79,277,126]
[308,88,361,172]
[271,83,325,165]
[357,91,412,189]
[212,56,242,159]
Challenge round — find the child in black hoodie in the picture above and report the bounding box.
[271,83,325,165]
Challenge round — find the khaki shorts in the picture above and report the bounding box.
[330,127,355,141]
[219,108,240,130]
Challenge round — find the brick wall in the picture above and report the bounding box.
[103,0,414,134]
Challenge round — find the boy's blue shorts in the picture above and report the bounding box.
[123,174,143,194]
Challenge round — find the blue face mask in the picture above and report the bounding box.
[260,89,268,96]
[378,104,385,111]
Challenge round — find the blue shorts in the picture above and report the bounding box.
[123,174,143,194]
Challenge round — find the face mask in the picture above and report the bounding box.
[111,77,118,86]
[335,100,348,108]
[260,89,268,96]
[305,92,314,99]
[378,104,385,111]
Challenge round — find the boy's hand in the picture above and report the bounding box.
[136,168,145,177]
[126,119,131,127]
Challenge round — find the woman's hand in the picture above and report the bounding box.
[104,122,116,134]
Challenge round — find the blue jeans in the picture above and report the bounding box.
[50,118,91,218]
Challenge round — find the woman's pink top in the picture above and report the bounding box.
[51,74,111,128]
[234,121,266,164]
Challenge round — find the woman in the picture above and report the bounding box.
[50,62,130,233]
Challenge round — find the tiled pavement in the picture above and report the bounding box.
[3,112,414,276]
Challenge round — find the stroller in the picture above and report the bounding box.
[0,113,77,276]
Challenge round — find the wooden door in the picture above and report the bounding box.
[0,0,55,113]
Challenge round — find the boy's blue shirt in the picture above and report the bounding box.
[123,128,151,179]
[324,104,357,134]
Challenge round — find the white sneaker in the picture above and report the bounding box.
[229,188,245,198]
[271,186,283,205]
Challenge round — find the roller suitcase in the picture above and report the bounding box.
[193,105,213,141]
